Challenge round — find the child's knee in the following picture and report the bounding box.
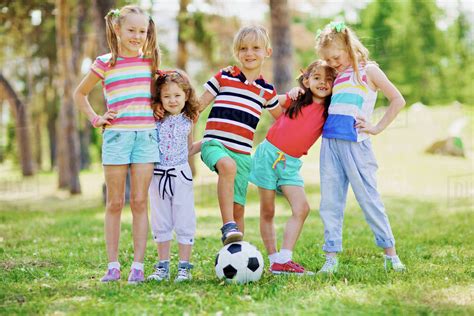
[260,206,275,221]
[294,202,310,219]
[106,198,125,213]
[130,196,148,212]
[216,158,237,177]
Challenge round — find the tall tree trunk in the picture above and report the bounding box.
[177,0,197,176]
[93,0,115,55]
[73,0,92,170]
[56,0,82,194]
[270,0,293,93]
[0,73,34,176]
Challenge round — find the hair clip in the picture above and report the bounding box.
[107,9,120,18]
[329,21,346,32]
[315,29,322,40]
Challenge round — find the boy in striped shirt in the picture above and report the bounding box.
[199,25,282,245]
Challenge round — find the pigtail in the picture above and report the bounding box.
[105,10,120,67]
[143,17,161,74]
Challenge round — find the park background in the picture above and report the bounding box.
[0,0,473,314]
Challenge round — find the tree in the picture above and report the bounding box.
[55,0,81,194]
[0,73,34,176]
[270,0,293,93]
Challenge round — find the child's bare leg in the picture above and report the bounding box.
[129,163,154,263]
[103,165,129,263]
[258,188,277,254]
[215,157,237,224]
[178,244,192,262]
[233,203,245,234]
[280,186,310,251]
[157,241,171,261]
[384,247,396,256]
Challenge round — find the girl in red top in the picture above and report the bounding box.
[249,60,336,275]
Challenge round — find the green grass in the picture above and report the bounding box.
[1,188,473,315]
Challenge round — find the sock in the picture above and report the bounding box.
[179,260,189,265]
[108,262,120,270]
[268,252,279,265]
[276,249,292,264]
[159,260,170,264]
[385,255,400,263]
[131,261,144,271]
[223,221,236,226]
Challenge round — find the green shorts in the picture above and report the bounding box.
[201,139,251,205]
[249,139,304,193]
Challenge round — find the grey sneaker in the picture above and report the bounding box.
[175,262,193,283]
[384,255,406,272]
[318,255,339,274]
[147,261,170,282]
[220,222,243,245]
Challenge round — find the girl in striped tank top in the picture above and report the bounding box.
[314,22,407,274]
[74,5,160,284]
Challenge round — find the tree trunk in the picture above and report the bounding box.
[56,0,82,194]
[270,0,293,94]
[93,0,116,55]
[177,0,197,176]
[0,73,34,176]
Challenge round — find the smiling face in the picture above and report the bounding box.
[303,67,334,102]
[236,35,271,72]
[115,13,148,57]
[160,82,187,116]
[319,45,351,73]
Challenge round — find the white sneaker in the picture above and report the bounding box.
[384,255,406,272]
[175,262,193,283]
[147,262,170,282]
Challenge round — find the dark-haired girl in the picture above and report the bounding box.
[249,60,336,275]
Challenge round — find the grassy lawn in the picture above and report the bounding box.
[1,105,473,314]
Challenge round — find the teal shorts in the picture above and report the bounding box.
[200,139,251,206]
[102,129,160,165]
[249,139,304,193]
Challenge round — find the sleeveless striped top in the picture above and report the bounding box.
[322,64,377,142]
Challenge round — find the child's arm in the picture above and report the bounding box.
[188,127,202,156]
[198,91,215,113]
[356,64,406,135]
[73,72,117,127]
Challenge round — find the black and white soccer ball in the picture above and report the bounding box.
[215,241,264,284]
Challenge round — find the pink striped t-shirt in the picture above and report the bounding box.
[91,53,155,131]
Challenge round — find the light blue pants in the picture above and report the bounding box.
[319,137,395,253]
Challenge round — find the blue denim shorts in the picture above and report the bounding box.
[249,139,303,193]
[102,129,160,165]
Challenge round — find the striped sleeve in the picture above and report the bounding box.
[203,71,222,96]
[264,90,279,110]
[91,57,107,79]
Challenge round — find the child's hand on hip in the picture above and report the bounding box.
[93,110,117,128]
[355,116,381,135]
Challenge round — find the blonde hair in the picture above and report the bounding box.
[315,22,369,84]
[105,5,160,73]
[153,70,200,122]
[232,25,271,60]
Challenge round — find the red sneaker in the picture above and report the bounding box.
[270,260,314,275]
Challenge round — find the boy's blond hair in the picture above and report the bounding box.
[232,25,271,60]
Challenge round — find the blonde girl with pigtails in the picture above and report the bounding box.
[313,21,407,274]
[74,5,161,284]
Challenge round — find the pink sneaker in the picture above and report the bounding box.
[127,268,145,284]
[100,268,121,282]
[270,260,314,275]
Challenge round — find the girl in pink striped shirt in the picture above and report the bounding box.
[74,5,160,284]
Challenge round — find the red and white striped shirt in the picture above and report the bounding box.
[203,66,279,155]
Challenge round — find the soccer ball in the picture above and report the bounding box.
[215,241,264,284]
